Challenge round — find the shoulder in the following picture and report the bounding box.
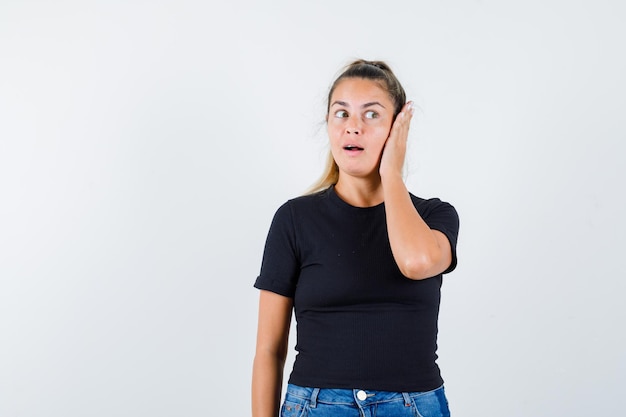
[409,193,459,231]
[287,188,332,206]
[270,188,333,224]
[278,188,333,214]
[409,193,457,214]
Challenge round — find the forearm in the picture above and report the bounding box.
[382,174,444,280]
[252,350,286,417]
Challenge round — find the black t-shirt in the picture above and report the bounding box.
[254,186,459,392]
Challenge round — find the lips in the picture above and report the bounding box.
[343,145,364,151]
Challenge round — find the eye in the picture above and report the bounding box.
[334,110,349,118]
[364,110,379,119]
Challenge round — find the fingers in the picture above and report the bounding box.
[389,101,414,140]
[403,101,415,117]
[380,101,414,178]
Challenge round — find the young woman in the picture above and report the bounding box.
[252,60,459,417]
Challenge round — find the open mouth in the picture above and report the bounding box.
[343,145,364,151]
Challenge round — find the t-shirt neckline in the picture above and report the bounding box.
[327,185,385,213]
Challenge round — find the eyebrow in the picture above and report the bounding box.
[330,100,387,109]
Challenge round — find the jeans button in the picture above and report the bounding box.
[356,390,367,401]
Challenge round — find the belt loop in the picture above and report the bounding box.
[310,388,320,408]
[401,392,411,407]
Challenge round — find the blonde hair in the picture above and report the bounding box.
[305,59,407,195]
[305,150,339,194]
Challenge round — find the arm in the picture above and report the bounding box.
[379,103,453,280]
[252,290,293,417]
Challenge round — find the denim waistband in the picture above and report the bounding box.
[285,384,443,408]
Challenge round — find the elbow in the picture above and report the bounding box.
[255,342,289,364]
[398,253,441,280]
[253,346,288,376]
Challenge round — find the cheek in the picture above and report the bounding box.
[327,124,343,144]
[370,140,387,158]
[371,125,392,146]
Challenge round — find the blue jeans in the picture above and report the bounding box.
[281,384,450,417]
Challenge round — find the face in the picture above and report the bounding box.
[327,77,395,181]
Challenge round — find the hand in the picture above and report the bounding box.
[379,101,414,179]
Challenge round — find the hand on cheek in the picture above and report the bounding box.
[379,102,414,179]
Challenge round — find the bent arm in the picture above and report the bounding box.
[252,290,293,417]
[382,174,453,280]
[379,104,453,280]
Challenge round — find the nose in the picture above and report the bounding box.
[346,117,361,134]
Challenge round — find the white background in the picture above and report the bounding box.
[1,1,624,416]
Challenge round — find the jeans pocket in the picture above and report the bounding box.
[410,386,450,417]
[280,395,309,417]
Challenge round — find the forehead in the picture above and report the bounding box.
[330,77,392,106]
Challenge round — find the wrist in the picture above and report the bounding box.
[380,172,405,190]
[380,169,403,182]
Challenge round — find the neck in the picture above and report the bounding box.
[334,175,384,207]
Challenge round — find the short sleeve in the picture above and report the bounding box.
[420,199,460,274]
[254,202,300,297]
